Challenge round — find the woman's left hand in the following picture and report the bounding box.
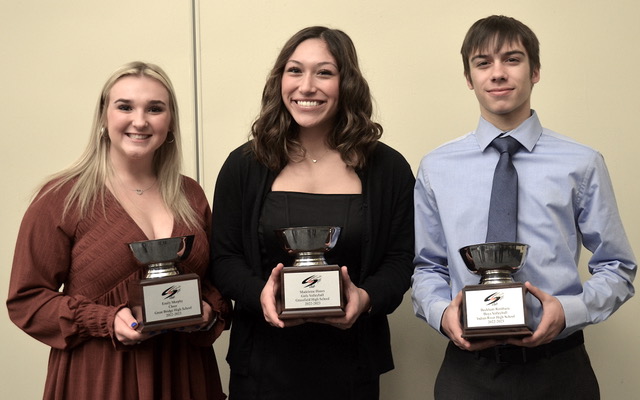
[320,266,370,330]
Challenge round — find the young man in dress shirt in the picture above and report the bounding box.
[412,15,636,399]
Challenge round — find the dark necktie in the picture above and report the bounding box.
[486,136,521,242]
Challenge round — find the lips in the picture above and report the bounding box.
[487,88,514,96]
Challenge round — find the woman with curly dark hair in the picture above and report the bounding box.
[210,26,415,400]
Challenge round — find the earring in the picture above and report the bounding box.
[100,126,108,138]
[166,132,175,144]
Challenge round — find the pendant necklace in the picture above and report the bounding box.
[307,148,330,163]
[132,182,156,195]
[114,172,157,195]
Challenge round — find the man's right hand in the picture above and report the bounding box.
[441,291,502,351]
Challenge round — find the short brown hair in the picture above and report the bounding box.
[461,15,541,80]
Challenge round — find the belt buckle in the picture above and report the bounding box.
[494,346,527,364]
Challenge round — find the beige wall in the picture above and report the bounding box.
[2,1,638,398]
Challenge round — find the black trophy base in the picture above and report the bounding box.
[279,265,345,319]
[462,326,533,339]
[461,282,532,340]
[128,273,203,333]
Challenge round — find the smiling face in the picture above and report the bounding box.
[281,38,340,136]
[106,75,171,165]
[466,39,540,131]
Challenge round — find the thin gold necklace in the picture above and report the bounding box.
[113,172,157,195]
[131,181,156,195]
[306,148,330,163]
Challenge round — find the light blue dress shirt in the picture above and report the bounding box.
[412,111,636,338]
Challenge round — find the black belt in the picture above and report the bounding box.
[475,331,584,364]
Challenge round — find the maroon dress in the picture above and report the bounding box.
[7,177,231,400]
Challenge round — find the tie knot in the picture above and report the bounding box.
[491,136,520,156]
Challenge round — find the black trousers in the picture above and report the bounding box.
[434,332,599,400]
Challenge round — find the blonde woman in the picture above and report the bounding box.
[8,61,231,400]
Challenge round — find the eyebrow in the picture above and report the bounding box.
[471,50,526,62]
[286,59,338,69]
[113,99,167,105]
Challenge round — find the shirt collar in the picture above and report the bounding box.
[476,110,543,152]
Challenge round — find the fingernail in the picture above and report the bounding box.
[130,322,138,328]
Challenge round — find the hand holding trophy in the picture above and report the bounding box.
[458,242,532,339]
[127,235,203,332]
[275,226,345,319]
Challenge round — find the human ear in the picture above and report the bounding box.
[531,68,541,85]
[465,73,474,90]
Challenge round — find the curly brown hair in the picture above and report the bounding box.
[250,26,382,171]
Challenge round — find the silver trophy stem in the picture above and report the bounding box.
[145,262,180,279]
[480,269,515,285]
[292,251,328,267]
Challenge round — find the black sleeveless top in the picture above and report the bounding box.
[239,191,374,398]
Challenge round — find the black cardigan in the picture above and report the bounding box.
[210,141,415,376]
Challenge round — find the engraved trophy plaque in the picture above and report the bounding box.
[459,242,532,339]
[275,226,345,319]
[127,235,203,332]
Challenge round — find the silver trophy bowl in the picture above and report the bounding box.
[129,235,194,278]
[276,226,341,267]
[459,242,529,284]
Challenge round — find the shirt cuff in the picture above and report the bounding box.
[426,300,451,338]
[555,294,589,337]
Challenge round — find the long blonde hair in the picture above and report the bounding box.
[39,61,199,228]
